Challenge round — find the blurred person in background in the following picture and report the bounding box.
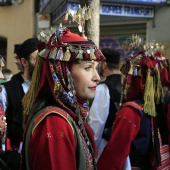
[0,38,39,170]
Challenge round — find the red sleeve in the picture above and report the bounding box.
[29,114,76,170]
[97,106,141,170]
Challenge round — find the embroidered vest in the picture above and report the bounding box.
[23,106,94,170]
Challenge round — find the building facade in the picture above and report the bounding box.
[42,0,170,59]
[0,0,36,73]
[0,0,170,73]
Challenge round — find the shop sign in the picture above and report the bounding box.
[100,3,154,18]
[52,1,154,24]
[108,0,167,4]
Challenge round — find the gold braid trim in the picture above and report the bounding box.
[22,55,43,116]
[143,69,157,117]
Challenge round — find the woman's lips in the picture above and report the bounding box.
[89,86,96,90]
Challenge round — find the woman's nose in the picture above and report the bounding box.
[93,69,100,83]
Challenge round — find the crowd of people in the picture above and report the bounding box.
[0,26,170,170]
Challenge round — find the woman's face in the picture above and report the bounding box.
[71,61,100,100]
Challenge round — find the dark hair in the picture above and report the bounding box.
[16,38,39,60]
[106,62,119,70]
[102,48,120,65]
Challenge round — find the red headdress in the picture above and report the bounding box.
[120,50,164,117]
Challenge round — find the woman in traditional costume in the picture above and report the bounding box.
[21,27,105,170]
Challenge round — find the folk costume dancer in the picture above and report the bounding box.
[21,27,105,170]
[97,47,169,170]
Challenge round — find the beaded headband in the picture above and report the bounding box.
[37,26,104,62]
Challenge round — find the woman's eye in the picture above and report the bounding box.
[85,66,91,71]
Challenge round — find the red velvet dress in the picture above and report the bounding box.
[29,115,77,170]
[26,107,95,170]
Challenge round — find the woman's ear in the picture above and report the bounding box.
[102,61,107,69]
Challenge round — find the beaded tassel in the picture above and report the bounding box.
[63,47,71,61]
[49,48,57,60]
[38,48,47,57]
[56,47,64,61]
[76,48,83,60]
[90,48,96,60]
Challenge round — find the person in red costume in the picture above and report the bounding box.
[21,27,105,170]
[97,49,170,170]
